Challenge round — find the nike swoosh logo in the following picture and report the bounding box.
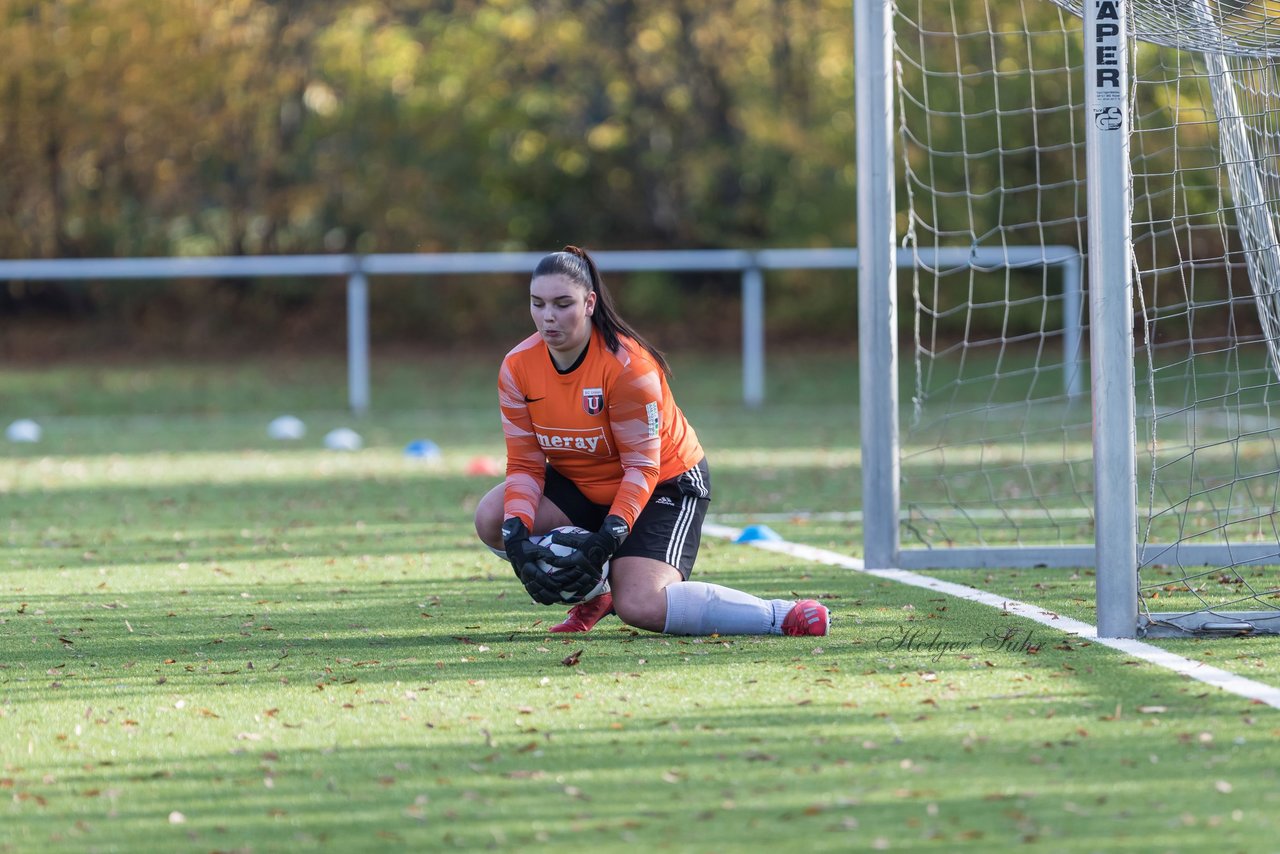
[524,395,545,403]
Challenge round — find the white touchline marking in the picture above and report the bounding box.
[702,522,1280,709]
[707,508,1096,523]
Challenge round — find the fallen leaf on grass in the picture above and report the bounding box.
[504,769,547,780]
[562,649,583,667]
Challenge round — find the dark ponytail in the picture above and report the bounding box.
[532,245,672,376]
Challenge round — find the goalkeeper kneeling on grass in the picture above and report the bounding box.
[473,245,828,637]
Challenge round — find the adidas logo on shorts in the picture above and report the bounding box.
[655,496,676,506]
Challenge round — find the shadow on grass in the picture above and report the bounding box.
[3,561,1260,716]
[2,692,1268,853]
[4,554,1271,851]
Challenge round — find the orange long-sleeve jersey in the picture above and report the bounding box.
[499,327,704,530]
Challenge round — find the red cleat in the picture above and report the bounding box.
[782,599,829,636]
[548,592,615,633]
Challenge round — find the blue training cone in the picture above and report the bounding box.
[735,524,782,543]
[404,439,442,460]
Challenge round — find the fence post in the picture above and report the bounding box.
[347,260,370,416]
[1061,253,1085,400]
[741,264,765,408]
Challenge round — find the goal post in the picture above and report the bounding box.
[1083,0,1139,638]
[855,0,900,572]
[858,0,1280,638]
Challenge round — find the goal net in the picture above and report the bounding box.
[874,0,1280,636]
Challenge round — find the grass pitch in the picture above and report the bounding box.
[2,352,1279,852]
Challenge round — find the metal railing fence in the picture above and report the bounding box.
[0,247,1081,413]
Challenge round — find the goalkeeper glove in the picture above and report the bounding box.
[501,517,562,605]
[549,514,629,577]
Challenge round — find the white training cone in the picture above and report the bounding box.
[323,427,363,451]
[267,415,307,440]
[5,419,42,443]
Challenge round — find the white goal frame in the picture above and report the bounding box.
[856,0,1280,638]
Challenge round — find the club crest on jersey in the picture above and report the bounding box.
[582,387,604,416]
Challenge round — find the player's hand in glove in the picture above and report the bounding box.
[550,514,629,577]
[501,517,561,605]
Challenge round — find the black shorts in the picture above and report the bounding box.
[543,458,711,580]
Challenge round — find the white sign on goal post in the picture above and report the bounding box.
[1085,0,1140,638]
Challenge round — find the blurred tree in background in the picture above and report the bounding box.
[0,0,1059,353]
[0,0,858,255]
